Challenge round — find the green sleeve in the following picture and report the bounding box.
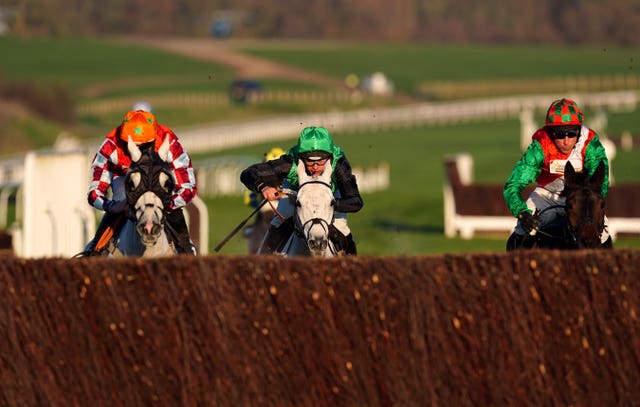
[503,141,544,217]
[584,136,610,198]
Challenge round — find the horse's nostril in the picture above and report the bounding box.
[308,238,327,250]
[151,224,162,235]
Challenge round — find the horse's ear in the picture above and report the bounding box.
[127,136,142,162]
[158,133,171,162]
[320,158,333,183]
[297,159,309,182]
[563,161,578,187]
[590,161,606,190]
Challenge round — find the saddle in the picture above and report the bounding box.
[95,214,127,252]
[79,212,127,257]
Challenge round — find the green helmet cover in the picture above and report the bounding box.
[296,126,335,154]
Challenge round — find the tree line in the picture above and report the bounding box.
[2,0,640,44]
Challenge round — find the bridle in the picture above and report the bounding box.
[293,180,337,255]
[124,148,175,237]
[125,149,174,210]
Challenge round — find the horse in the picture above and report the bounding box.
[279,159,338,257]
[514,161,610,250]
[112,135,178,257]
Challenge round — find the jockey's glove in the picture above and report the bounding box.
[518,211,538,234]
[107,199,127,214]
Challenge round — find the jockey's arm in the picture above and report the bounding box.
[240,155,293,194]
[584,137,610,198]
[333,157,363,213]
[87,139,118,212]
[167,140,197,210]
[503,142,543,217]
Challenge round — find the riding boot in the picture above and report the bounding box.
[165,209,196,255]
[82,211,121,256]
[258,221,292,254]
[344,233,357,255]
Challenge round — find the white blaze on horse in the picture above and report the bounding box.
[114,135,177,257]
[280,159,337,257]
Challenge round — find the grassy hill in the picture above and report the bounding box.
[2,37,640,154]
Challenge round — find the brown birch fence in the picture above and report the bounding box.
[1,250,639,406]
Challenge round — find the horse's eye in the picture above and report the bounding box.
[330,199,336,207]
[296,201,301,208]
[128,172,141,190]
[159,173,172,193]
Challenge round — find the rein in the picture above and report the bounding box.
[531,204,568,239]
[531,204,581,246]
[532,195,603,246]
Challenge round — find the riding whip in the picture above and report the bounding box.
[214,199,268,252]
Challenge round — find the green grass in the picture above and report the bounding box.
[0,37,232,91]
[241,42,640,94]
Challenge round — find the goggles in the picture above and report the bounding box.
[550,128,580,140]
[303,157,329,167]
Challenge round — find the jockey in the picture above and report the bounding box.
[242,146,286,254]
[242,147,286,210]
[503,98,611,250]
[240,126,363,255]
[83,110,197,255]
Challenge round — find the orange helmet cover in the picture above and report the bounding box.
[120,110,159,144]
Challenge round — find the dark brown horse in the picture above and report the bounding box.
[532,161,610,249]
[508,161,611,250]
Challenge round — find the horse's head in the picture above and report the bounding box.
[125,135,174,247]
[294,158,336,256]
[563,161,606,248]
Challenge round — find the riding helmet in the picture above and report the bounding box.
[545,98,584,126]
[296,126,335,159]
[120,110,159,144]
[264,147,285,162]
